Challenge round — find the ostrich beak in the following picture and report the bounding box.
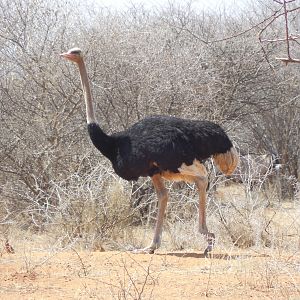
[60,52,79,63]
[60,52,71,58]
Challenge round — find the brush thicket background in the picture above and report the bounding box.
[0,0,299,254]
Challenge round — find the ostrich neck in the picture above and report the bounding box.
[77,59,115,161]
[78,60,96,124]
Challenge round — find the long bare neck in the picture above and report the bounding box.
[76,58,115,160]
[77,59,96,124]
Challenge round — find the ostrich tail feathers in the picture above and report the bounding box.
[213,147,239,175]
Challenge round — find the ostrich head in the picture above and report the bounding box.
[60,47,82,63]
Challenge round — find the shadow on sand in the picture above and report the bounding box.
[155,252,270,260]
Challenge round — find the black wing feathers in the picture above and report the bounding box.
[88,116,233,181]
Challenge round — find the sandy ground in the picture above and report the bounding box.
[1,247,300,300]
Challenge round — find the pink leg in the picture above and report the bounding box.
[195,176,215,256]
[133,174,168,254]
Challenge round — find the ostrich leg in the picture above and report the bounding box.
[195,176,215,256]
[133,174,168,254]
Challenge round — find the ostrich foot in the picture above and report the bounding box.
[203,233,215,257]
[132,247,155,254]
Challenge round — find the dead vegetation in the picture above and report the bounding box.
[0,0,300,298]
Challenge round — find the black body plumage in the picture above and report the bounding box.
[87,115,233,181]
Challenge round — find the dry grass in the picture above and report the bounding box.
[1,166,299,299]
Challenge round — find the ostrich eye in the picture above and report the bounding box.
[67,47,82,55]
[70,50,81,55]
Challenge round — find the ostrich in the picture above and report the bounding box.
[60,48,238,255]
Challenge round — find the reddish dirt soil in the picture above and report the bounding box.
[1,248,299,299]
